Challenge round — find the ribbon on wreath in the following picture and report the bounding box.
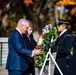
[38,68,48,74]
[43,68,48,74]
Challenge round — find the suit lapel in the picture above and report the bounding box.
[57,31,69,42]
[15,29,27,48]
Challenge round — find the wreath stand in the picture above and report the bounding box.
[39,36,63,75]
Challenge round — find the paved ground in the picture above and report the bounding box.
[0,66,8,75]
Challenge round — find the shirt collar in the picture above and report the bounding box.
[59,29,67,37]
[16,28,22,35]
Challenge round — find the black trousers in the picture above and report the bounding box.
[26,63,35,75]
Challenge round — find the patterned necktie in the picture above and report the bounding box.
[21,34,24,39]
[28,36,31,42]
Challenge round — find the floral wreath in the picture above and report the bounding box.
[34,24,57,68]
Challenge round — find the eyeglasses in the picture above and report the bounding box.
[22,24,29,29]
[26,26,29,29]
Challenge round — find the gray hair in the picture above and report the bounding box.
[17,19,28,26]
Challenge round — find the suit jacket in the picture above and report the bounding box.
[23,34,37,74]
[23,34,37,63]
[6,29,33,71]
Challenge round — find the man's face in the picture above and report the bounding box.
[21,22,29,34]
[27,27,32,35]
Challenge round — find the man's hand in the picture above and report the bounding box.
[34,49,41,56]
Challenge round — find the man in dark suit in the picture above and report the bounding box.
[23,21,37,75]
[6,19,41,75]
[52,20,73,75]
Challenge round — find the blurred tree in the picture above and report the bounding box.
[55,0,76,20]
[24,0,34,4]
[0,0,56,37]
[0,0,76,37]
[55,0,76,31]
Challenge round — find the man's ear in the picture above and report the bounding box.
[21,25,24,29]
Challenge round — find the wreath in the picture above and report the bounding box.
[34,24,57,68]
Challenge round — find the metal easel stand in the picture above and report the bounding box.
[39,47,63,75]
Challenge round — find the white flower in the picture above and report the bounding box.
[37,36,43,45]
[46,30,49,33]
